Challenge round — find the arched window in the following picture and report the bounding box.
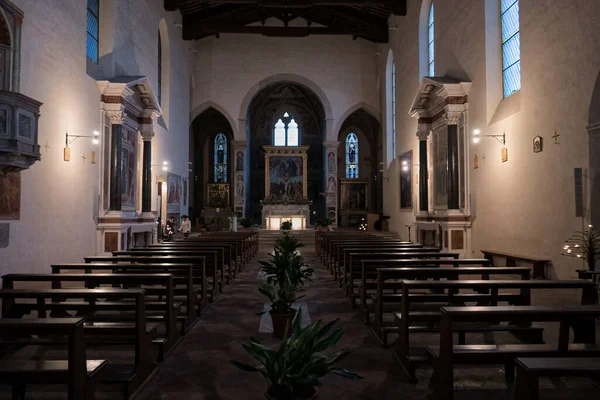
[214,133,228,182]
[86,0,99,63]
[346,133,359,178]
[158,31,162,105]
[428,3,434,76]
[273,112,299,146]
[392,62,396,159]
[501,0,520,97]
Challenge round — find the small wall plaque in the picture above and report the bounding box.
[501,147,508,163]
[533,136,543,153]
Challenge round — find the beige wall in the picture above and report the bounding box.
[382,0,600,278]
[190,19,380,141]
[0,0,191,274]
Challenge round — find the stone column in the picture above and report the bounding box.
[12,15,22,92]
[232,140,248,219]
[107,110,125,211]
[589,123,600,228]
[139,122,155,214]
[446,111,461,210]
[416,124,430,213]
[323,141,340,227]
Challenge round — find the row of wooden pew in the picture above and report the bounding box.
[0,231,259,399]
[316,231,600,400]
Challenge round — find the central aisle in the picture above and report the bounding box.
[134,242,428,400]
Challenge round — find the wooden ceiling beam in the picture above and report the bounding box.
[182,23,387,41]
[177,1,407,15]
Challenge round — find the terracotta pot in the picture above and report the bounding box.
[270,308,297,339]
[264,386,318,400]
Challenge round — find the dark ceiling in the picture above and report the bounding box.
[164,1,407,43]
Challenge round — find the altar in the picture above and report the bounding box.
[261,145,310,230]
[262,204,310,230]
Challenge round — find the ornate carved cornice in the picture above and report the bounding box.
[106,110,126,125]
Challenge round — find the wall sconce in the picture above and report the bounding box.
[152,161,169,172]
[401,160,410,172]
[63,131,99,161]
[472,129,506,145]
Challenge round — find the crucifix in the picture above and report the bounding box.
[552,130,561,144]
[43,141,51,153]
[81,153,87,162]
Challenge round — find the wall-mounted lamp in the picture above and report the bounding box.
[63,130,100,161]
[152,161,169,172]
[472,129,506,145]
[401,160,410,172]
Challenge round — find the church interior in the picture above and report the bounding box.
[0,0,600,398]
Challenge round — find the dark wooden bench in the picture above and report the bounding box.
[427,305,600,400]
[84,255,211,307]
[514,357,600,400]
[344,252,458,304]
[0,318,108,400]
[3,273,180,361]
[481,249,550,279]
[180,232,258,268]
[326,240,423,273]
[51,263,201,329]
[0,288,155,398]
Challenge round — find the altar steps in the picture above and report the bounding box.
[258,230,316,247]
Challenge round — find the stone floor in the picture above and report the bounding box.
[1,243,599,399]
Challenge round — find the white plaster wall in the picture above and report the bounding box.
[190,24,379,140]
[0,0,191,274]
[382,0,600,278]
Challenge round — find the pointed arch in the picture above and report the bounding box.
[333,102,381,137]
[190,101,238,138]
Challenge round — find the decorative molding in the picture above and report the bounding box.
[445,111,462,125]
[139,124,155,141]
[416,125,430,141]
[106,110,126,125]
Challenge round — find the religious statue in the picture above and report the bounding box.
[327,152,336,173]
[327,176,336,193]
[236,151,244,171]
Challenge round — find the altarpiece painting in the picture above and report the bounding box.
[0,172,20,220]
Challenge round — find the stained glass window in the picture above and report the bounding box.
[428,3,434,76]
[214,133,227,182]
[346,133,359,178]
[501,0,520,97]
[158,32,162,105]
[86,0,99,63]
[392,62,397,159]
[273,112,299,146]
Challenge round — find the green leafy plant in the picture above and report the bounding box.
[231,309,363,399]
[314,217,334,228]
[275,234,305,254]
[562,226,600,271]
[239,217,252,228]
[258,281,299,314]
[280,220,293,231]
[259,248,313,289]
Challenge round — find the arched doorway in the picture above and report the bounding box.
[190,107,234,226]
[245,82,326,224]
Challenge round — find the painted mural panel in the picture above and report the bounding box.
[0,172,20,220]
[269,156,303,201]
[434,128,448,209]
[121,129,137,209]
[167,172,182,214]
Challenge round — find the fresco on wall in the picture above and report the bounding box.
[269,156,303,200]
[0,172,20,220]
[167,172,182,214]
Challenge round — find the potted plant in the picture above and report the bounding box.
[562,225,600,271]
[232,309,363,399]
[280,220,293,232]
[314,217,333,232]
[259,281,300,338]
[259,248,313,301]
[238,217,252,231]
[275,233,305,254]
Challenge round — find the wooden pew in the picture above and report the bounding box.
[178,237,248,271]
[182,231,259,263]
[481,249,551,279]
[514,357,600,400]
[114,249,224,295]
[0,288,155,398]
[51,263,201,329]
[344,252,459,304]
[327,240,423,273]
[428,305,600,400]
[0,318,108,400]
[146,242,236,282]
[84,255,210,307]
[3,273,180,361]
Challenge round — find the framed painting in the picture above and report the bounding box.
[166,173,182,214]
[121,129,137,209]
[339,178,368,210]
[208,183,230,208]
[0,172,20,220]
[399,150,413,209]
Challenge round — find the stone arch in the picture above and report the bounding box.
[158,18,170,125]
[190,100,238,139]
[238,73,333,140]
[334,102,381,138]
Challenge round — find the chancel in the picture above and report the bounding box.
[1,0,600,399]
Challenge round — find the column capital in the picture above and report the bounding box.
[323,140,340,149]
[232,140,248,148]
[107,110,126,125]
[445,111,462,125]
[139,124,155,141]
[416,125,430,141]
